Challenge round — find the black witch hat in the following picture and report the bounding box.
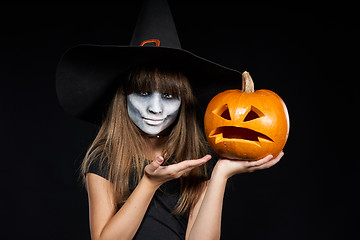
[56,0,242,124]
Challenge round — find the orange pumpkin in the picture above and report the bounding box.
[204,71,289,160]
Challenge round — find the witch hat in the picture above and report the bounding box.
[56,0,242,124]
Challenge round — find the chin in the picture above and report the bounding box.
[143,128,163,136]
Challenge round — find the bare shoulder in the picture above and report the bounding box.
[86,173,116,238]
[87,173,113,192]
[86,173,115,210]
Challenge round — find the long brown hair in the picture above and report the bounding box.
[81,66,210,215]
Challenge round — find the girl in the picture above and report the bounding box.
[81,66,283,240]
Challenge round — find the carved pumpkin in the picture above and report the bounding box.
[204,71,289,160]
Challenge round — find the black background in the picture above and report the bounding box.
[1,2,359,239]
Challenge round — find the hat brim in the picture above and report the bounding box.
[56,44,242,124]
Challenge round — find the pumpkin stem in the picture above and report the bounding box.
[242,71,255,93]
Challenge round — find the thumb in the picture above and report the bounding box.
[147,156,164,172]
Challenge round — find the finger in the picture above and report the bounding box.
[198,154,212,163]
[277,151,284,159]
[248,154,273,167]
[147,156,164,172]
[155,156,165,165]
[250,152,284,171]
[183,155,211,171]
[251,156,280,171]
[170,155,211,175]
[186,155,212,167]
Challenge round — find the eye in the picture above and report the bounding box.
[138,91,150,96]
[162,93,174,99]
[243,106,265,122]
[213,104,231,120]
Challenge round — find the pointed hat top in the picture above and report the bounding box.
[130,0,181,49]
[56,0,242,124]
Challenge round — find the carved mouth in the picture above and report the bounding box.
[209,126,274,145]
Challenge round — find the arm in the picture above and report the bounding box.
[87,155,211,240]
[87,173,158,240]
[187,152,284,240]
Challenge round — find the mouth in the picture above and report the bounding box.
[143,117,165,126]
[209,126,273,145]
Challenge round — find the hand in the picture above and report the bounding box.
[213,151,284,180]
[144,155,212,187]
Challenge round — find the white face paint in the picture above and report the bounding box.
[127,91,181,136]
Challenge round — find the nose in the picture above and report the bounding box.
[147,93,163,114]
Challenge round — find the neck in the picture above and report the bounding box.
[147,134,168,139]
[146,134,168,146]
[143,128,170,140]
[143,131,170,159]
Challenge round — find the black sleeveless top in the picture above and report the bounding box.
[87,152,217,239]
[88,159,188,239]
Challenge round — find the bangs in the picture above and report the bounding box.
[125,66,190,99]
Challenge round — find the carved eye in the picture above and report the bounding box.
[213,104,231,120]
[243,106,265,122]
